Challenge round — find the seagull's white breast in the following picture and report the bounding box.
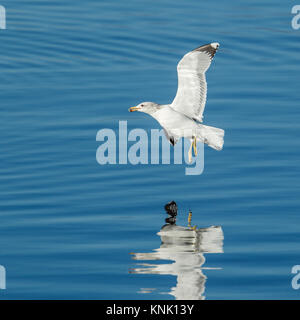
[152,106,199,139]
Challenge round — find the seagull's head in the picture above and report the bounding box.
[129,102,160,115]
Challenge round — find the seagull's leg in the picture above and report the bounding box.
[188,140,193,163]
[188,210,197,230]
[188,210,192,227]
[193,137,198,156]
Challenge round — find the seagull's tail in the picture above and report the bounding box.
[198,124,225,151]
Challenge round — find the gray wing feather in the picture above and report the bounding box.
[171,43,219,122]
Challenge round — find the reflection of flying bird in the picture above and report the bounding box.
[129,43,224,162]
[130,202,224,300]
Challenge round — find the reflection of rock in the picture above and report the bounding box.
[130,223,224,300]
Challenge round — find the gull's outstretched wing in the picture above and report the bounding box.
[171,43,219,122]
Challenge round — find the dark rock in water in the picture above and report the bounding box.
[164,201,178,217]
[165,216,176,225]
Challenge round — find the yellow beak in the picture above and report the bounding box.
[129,106,139,112]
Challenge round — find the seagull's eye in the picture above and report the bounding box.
[141,104,144,107]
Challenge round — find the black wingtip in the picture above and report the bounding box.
[192,42,220,59]
[165,216,176,225]
[170,137,175,146]
[164,201,178,217]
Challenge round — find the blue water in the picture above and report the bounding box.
[1,0,300,299]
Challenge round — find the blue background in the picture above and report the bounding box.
[0,0,300,299]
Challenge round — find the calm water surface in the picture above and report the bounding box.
[0,0,300,299]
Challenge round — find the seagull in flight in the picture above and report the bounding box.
[129,43,224,162]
